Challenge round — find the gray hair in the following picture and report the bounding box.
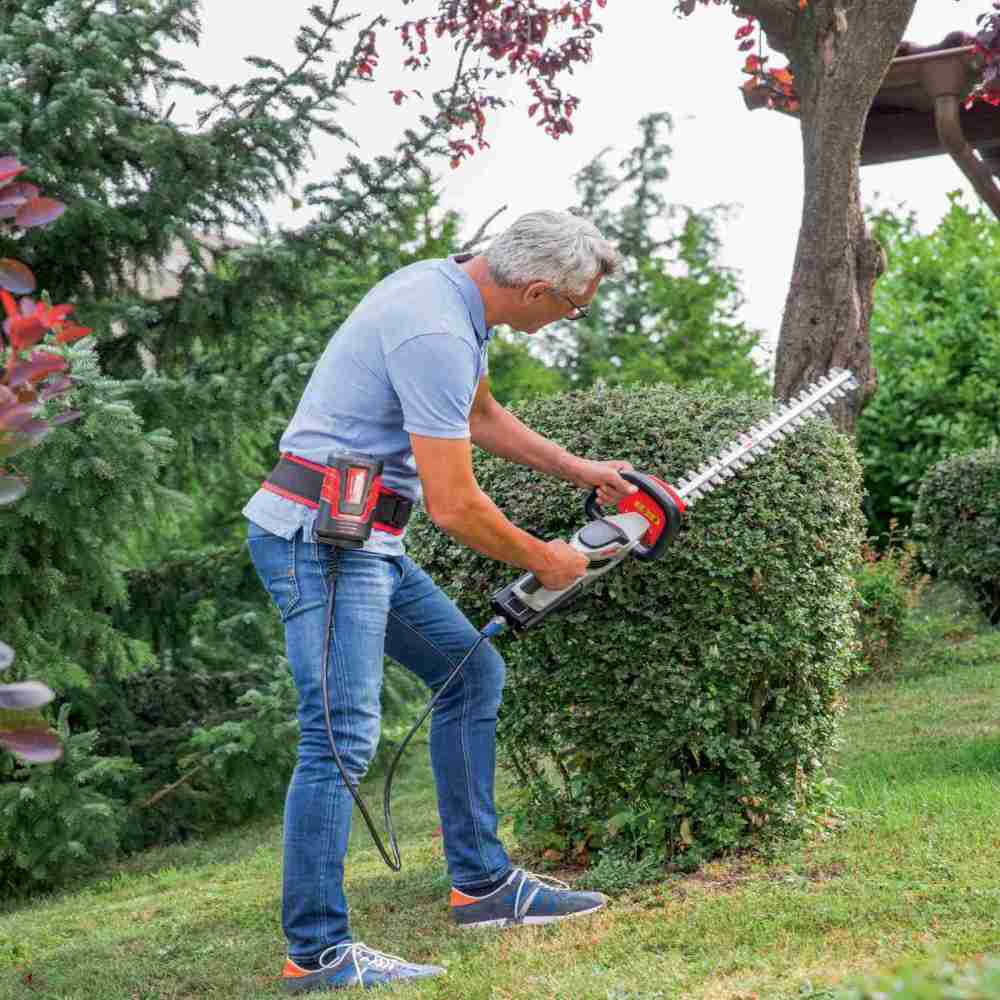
[484,210,621,297]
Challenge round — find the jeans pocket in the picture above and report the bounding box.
[248,531,302,621]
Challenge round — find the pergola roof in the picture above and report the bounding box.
[750,37,1000,218]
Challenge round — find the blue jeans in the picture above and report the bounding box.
[246,522,511,961]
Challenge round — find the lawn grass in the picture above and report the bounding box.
[2,588,999,1000]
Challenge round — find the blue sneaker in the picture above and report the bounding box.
[282,942,445,993]
[449,868,608,929]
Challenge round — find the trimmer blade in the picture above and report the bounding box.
[674,368,858,507]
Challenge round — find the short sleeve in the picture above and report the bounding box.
[385,334,479,438]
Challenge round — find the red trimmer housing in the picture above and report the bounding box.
[585,470,686,561]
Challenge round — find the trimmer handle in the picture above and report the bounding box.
[584,470,686,562]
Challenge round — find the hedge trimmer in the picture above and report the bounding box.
[491,366,859,631]
[325,367,859,871]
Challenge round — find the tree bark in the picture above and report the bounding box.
[752,0,917,432]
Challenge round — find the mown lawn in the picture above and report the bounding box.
[2,589,999,1000]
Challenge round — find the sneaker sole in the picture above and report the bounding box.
[454,899,607,930]
[284,970,336,995]
[284,970,444,994]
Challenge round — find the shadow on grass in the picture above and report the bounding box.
[0,806,284,918]
[0,753,444,918]
[4,857,463,1000]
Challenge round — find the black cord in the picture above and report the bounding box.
[320,549,507,872]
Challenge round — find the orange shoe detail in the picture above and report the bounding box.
[449,887,483,907]
[283,959,312,979]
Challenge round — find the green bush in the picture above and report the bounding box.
[852,526,928,676]
[914,448,1000,625]
[0,706,139,896]
[407,382,864,868]
[835,956,1000,999]
[858,198,1000,537]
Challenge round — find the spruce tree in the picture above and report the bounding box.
[0,1,477,887]
[544,114,769,396]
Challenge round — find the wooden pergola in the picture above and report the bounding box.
[862,44,1000,219]
[747,42,1000,219]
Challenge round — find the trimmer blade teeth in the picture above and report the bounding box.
[673,367,858,508]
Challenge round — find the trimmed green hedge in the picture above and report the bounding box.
[407,382,864,868]
[915,448,1000,625]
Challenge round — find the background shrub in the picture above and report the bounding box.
[852,527,929,677]
[858,198,1000,538]
[407,382,864,869]
[914,448,1000,625]
[833,956,1000,999]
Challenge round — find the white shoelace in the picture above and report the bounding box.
[317,941,411,983]
[511,869,571,921]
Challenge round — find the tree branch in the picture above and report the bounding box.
[138,761,208,809]
[457,204,509,253]
[733,0,799,54]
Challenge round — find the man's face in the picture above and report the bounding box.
[512,272,603,335]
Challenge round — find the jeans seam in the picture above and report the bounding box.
[460,659,490,874]
[386,608,493,878]
[309,534,334,950]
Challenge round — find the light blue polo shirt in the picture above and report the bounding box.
[242,256,493,555]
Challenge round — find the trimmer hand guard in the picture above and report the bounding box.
[585,470,685,561]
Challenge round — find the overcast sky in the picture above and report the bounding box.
[169,1,990,348]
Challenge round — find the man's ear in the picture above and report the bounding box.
[522,280,550,305]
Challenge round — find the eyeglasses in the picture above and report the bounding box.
[551,289,590,322]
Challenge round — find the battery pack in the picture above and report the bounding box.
[314,452,385,548]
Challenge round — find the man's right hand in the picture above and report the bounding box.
[534,540,589,592]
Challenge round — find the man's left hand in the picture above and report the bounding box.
[566,458,637,507]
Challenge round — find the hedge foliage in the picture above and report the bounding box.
[407,382,864,868]
[915,448,1000,625]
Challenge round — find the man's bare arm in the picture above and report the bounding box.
[410,433,586,591]
[468,377,576,480]
[468,378,637,505]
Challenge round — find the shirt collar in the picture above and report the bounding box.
[438,255,493,344]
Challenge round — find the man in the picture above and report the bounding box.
[244,210,637,993]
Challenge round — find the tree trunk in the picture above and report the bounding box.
[760,0,917,432]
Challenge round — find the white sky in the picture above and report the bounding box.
[169,1,990,347]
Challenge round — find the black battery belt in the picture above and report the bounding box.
[261,453,413,535]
